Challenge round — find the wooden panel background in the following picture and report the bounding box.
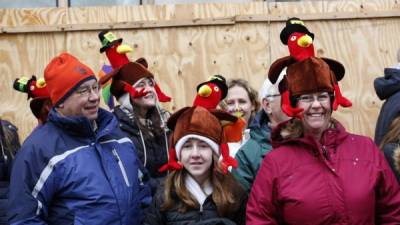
[0,0,399,140]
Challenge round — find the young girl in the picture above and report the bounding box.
[144,106,247,225]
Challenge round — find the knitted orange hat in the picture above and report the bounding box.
[44,52,96,106]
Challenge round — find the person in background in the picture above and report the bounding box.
[374,49,400,146]
[379,116,400,182]
[232,71,290,193]
[99,58,169,185]
[8,52,149,225]
[247,54,400,224]
[221,79,260,157]
[13,75,52,125]
[144,106,247,225]
[0,119,20,225]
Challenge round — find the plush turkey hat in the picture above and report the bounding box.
[159,106,239,173]
[99,58,153,99]
[268,56,344,96]
[280,17,315,45]
[196,74,228,100]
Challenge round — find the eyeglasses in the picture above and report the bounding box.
[297,92,331,104]
[75,83,100,96]
[265,94,280,98]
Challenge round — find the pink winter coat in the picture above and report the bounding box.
[246,120,400,225]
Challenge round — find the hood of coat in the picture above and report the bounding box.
[374,68,400,100]
[48,107,116,138]
[271,118,349,155]
[248,110,272,147]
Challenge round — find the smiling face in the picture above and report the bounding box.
[57,79,100,121]
[180,138,214,184]
[131,77,157,110]
[297,91,332,137]
[225,85,255,124]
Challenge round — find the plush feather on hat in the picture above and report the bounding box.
[268,17,352,118]
[98,30,171,103]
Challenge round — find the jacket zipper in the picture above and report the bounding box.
[112,149,131,187]
[322,145,330,160]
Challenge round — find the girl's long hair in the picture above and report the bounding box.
[380,116,400,149]
[161,154,243,216]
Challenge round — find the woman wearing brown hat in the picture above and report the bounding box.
[144,106,247,225]
[246,56,400,224]
[99,59,169,183]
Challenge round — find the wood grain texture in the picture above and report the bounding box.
[0,0,399,140]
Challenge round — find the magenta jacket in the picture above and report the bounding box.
[246,120,400,225]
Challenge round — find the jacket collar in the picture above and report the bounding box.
[271,118,349,153]
[48,107,116,138]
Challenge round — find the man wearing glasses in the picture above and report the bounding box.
[232,73,290,193]
[8,53,149,225]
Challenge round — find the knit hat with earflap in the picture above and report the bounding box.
[159,106,239,174]
[44,52,96,106]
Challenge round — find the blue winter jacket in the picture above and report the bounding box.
[374,68,400,146]
[8,108,151,225]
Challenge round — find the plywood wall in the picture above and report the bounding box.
[0,0,399,140]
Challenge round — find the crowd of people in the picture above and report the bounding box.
[1,17,400,225]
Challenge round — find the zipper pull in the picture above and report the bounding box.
[322,146,330,160]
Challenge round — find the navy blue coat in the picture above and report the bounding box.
[8,108,150,225]
[374,68,400,145]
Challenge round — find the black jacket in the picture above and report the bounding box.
[0,120,20,225]
[144,186,247,225]
[113,106,169,179]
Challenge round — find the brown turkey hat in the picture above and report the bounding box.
[268,56,344,96]
[99,58,153,99]
[159,106,239,173]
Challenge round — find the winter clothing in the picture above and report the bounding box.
[113,105,168,179]
[382,143,400,183]
[0,120,20,225]
[374,68,400,146]
[231,110,272,193]
[8,108,150,225]
[159,106,238,173]
[44,53,96,105]
[144,184,247,225]
[247,120,400,225]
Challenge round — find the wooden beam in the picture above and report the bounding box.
[1,10,399,34]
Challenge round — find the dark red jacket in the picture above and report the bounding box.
[247,120,400,225]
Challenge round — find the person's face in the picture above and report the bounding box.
[131,78,156,109]
[180,138,213,184]
[297,91,332,135]
[263,94,290,127]
[57,79,100,121]
[225,85,255,124]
